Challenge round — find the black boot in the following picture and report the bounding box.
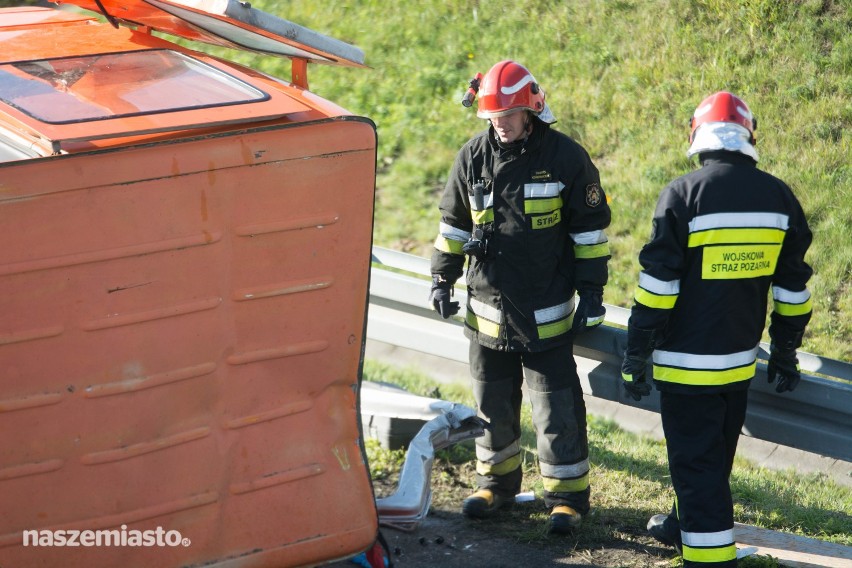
[647,513,682,553]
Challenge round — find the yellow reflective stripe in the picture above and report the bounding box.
[466,310,501,338]
[682,544,737,563]
[525,197,563,214]
[688,227,786,247]
[774,296,813,316]
[634,287,678,309]
[476,453,522,476]
[574,242,610,259]
[542,473,589,493]
[538,316,572,339]
[702,244,781,279]
[434,235,465,255]
[472,209,494,224]
[653,363,756,386]
[621,372,637,383]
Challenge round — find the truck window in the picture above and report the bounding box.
[0,49,268,124]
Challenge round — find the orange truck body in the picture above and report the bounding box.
[0,3,378,567]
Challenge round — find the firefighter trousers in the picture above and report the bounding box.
[660,389,748,568]
[468,341,590,513]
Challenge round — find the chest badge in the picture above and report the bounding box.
[585,183,603,208]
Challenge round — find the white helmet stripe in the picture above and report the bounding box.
[500,74,535,95]
[693,103,713,117]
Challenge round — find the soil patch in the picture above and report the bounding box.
[328,461,679,568]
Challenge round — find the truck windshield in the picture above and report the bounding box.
[0,49,268,124]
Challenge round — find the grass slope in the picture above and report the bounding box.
[17,0,847,358]
[363,360,852,557]
[231,0,851,361]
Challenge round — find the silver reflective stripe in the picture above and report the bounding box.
[439,221,471,242]
[470,192,495,211]
[569,229,608,245]
[688,212,789,233]
[469,297,503,323]
[475,440,520,463]
[639,272,680,295]
[585,313,605,325]
[681,528,734,547]
[772,285,811,304]
[653,345,759,369]
[524,181,564,198]
[534,299,574,324]
[539,458,589,479]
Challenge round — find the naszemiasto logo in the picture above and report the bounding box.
[23,525,191,547]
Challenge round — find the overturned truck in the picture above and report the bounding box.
[0,2,478,567]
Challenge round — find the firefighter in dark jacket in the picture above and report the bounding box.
[429,60,611,534]
[621,91,813,567]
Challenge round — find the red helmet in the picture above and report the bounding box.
[476,60,546,119]
[689,91,757,143]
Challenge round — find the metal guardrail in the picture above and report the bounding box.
[368,246,852,463]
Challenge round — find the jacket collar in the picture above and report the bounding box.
[699,150,758,167]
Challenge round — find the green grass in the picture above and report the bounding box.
[363,359,852,553]
[20,0,849,360]
[24,0,849,360]
[213,0,850,362]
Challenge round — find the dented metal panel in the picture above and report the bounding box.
[0,118,379,567]
[0,5,379,568]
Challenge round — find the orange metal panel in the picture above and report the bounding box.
[52,0,366,67]
[0,118,379,567]
[0,6,94,28]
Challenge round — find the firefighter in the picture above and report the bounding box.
[621,91,813,566]
[429,60,611,533]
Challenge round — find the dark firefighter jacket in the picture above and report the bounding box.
[431,120,611,352]
[629,151,813,394]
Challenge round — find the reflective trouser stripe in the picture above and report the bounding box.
[682,544,737,564]
[476,453,522,476]
[475,439,520,464]
[542,473,589,493]
[540,458,589,478]
[540,458,590,492]
[682,528,735,547]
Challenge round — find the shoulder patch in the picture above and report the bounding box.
[585,183,603,207]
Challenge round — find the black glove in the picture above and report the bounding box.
[572,291,606,333]
[621,358,652,401]
[767,345,800,393]
[429,275,459,319]
[620,325,656,401]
